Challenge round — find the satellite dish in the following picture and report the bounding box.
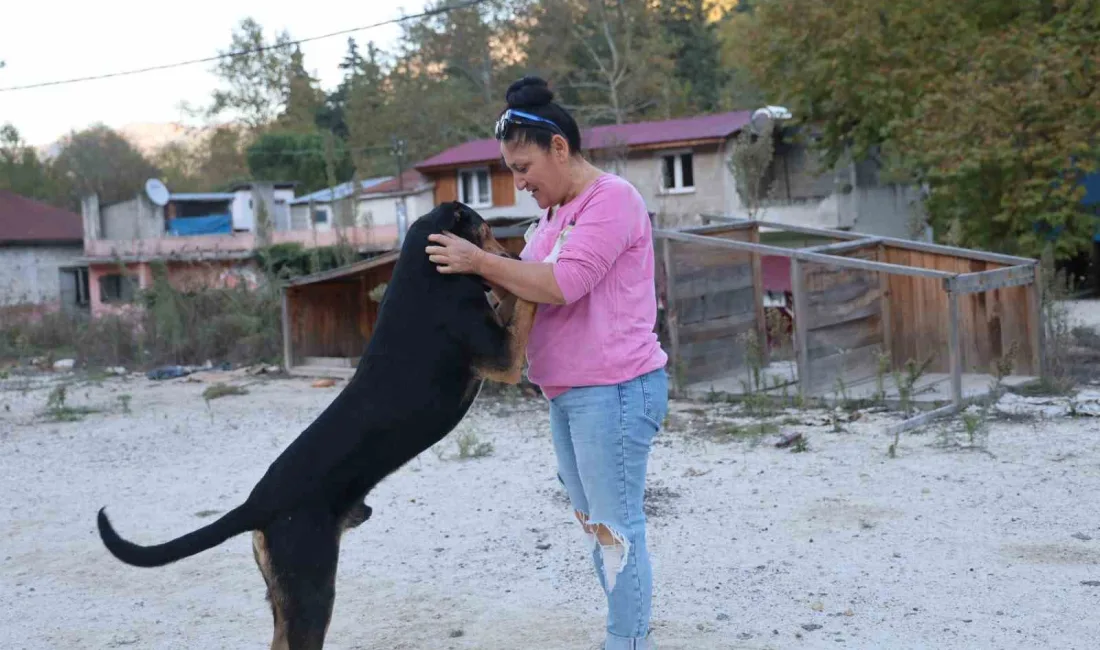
[144,178,169,206]
[750,105,792,135]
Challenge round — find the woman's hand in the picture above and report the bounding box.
[425,231,487,275]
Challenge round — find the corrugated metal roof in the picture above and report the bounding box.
[289,177,392,205]
[361,170,430,196]
[169,193,235,202]
[415,110,753,170]
[0,189,83,244]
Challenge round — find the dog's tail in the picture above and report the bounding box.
[96,504,258,568]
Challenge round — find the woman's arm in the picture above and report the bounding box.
[476,252,566,305]
[425,232,566,304]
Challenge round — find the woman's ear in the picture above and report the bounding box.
[552,134,569,163]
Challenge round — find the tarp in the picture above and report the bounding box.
[167,214,232,236]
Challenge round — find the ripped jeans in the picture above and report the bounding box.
[548,367,668,650]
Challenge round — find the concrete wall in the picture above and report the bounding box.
[100,195,165,241]
[0,245,84,307]
[231,187,295,232]
[466,185,541,221]
[358,188,438,228]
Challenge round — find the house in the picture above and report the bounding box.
[78,179,400,318]
[288,177,390,231]
[356,170,436,236]
[413,109,924,239]
[0,189,89,316]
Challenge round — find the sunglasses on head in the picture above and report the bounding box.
[494,109,565,141]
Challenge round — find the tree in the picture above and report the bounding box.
[150,141,204,193]
[51,124,162,207]
[0,124,68,205]
[245,131,353,194]
[275,47,326,134]
[727,122,775,219]
[524,0,676,125]
[192,125,253,190]
[207,17,298,129]
[729,0,1100,260]
[658,0,730,113]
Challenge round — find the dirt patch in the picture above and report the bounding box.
[1,373,1097,649]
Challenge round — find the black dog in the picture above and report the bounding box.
[96,201,535,649]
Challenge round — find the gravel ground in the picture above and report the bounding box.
[1,370,1098,650]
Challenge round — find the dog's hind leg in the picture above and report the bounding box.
[341,501,372,530]
[258,510,344,649]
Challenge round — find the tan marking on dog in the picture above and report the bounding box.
[478,292,536,385]
[253,530,290,650]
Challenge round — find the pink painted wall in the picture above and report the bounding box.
[83,225,399,259]
[88,259,261,318]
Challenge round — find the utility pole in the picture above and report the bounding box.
[391,136,409,247]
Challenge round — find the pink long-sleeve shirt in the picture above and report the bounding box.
[518,173,668,399]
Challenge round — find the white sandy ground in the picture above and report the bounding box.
[1,370,1099,650]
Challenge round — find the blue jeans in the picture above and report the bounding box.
[548,367,669,650]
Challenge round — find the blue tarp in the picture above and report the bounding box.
[167,213,232,236]
[1082,172,1100,207]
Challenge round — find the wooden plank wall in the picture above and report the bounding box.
[288,262,399,364]
[882,248,1037,376]
[664,226,761,386]
[797,244,887,394]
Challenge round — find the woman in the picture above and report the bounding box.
[425,76,669,650]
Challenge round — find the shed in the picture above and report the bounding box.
[281,218,534,377]
[658,216,1046,431]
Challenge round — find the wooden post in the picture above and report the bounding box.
[661,238,682,396]
[749,222,769,366]
[947,289,963,405]
[282,287,294,373]
[1028,263,1046,379]
[791,257,810,399]
[878,244,893,367]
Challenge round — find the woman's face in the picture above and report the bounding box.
[500,135,570,210]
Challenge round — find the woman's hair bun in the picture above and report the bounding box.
[506,76,554,108]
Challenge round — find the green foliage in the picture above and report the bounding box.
[51,123,163,208]
[254,242,359,281]
[730,0,1100,261]
[245,131,353,194]
[0,124,69,204]
[659,0,730,113]
[206,17,298,128]
[202,382,249,401]
[727,123,775,218]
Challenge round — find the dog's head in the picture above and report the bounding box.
[409,202,512,256]
[407,202,518,291]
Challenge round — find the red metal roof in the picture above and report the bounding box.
[361,170,429,196]
[0,189,83,244]
[415,110,752,170]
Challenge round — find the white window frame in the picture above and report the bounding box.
[659,149,696,195]
[457,166,493,208]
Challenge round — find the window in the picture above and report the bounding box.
[660,151,695,193]
[458,167,492,207]
[98,274,137,304]
[312,208,329,225]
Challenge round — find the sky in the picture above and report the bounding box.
[0,0,427,147]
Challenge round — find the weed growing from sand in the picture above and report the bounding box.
[202,383,249,401]
[117,394,132,414]
[42,384,99,422]
[456,431,494,459]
